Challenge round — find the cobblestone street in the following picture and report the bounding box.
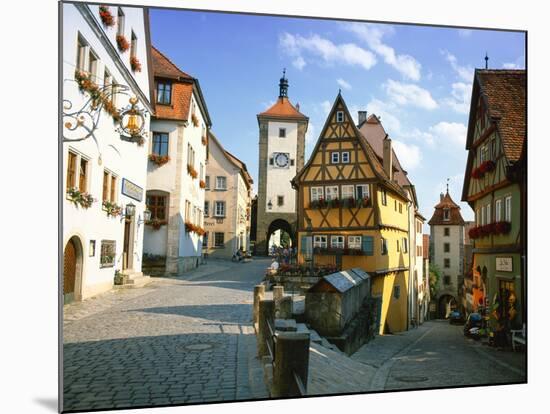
[63,259,270,411]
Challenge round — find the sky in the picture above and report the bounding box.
[149,8,525,225]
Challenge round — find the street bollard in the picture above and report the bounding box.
[272,332,310,398]
[257,299,275,358]
[273,285,284,317]
[253,284,265,326]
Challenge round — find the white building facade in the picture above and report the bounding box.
[62,3,153,303]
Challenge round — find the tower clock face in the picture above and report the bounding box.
[274,152,289,168]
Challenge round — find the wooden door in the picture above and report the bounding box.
[63,239,77,304]
[122,219,131,270]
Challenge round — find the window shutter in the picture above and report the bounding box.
[300,235,308,254]
[362,235,374,256]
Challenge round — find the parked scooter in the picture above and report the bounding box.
[463,312,483,339]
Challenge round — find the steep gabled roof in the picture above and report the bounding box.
[258,97,308,120]
[428,191,465,226]
[151,46,193,80]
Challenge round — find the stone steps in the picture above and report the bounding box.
[115,271,152,289]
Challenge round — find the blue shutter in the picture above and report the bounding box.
[362,235,374,256]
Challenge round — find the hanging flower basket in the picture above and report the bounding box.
[102,200,122,217]
[149,153,170,166]
[116,35,130,52]
[99,5,115,27]
[67,187,96,209]
[130,56,142,72]
[187,164,198,179]
[145,218,168,230]
[191,113,199,127]
[199,180,206,189]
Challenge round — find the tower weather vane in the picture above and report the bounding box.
[446,178,450,194]
[485,52,489,69]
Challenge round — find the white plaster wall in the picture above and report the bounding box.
[266,121,298,213]
[433,225,464,290]
[143,226,167,255]
[63,3,150,299]
[146,120,179,193]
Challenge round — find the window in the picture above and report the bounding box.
[78,157,88,192]
[396,240,400,252]
[495,199,502,222]
[311,187,324,201]
[204,201,209,217]
[356,184,370,200]
[146,194,167,220]
[336,111,344,123]
[331,236,344,249]
[103,69,113,98]
[277,196,284,206]
[331,152,340,164]
[443,208,450,221]
[444,243,450,253]
[480,145,488,163]
[341,152,350,163]
[342,185,354,200]
[444,275,451,285]
[76,35,87,71]
[313,235,327,249]
[325,186,339,200]
[399,203,403,214]
[402,238,408,253]
[184,200,191,222]
[505,196,512,222]
[117,8,125,36]
[481,205,486,226]
[152,132,169,156]
[491,138,497,160]
[444,258,450,268]
[393,286,400,299]
[394,200,397,211]
[269,157,274,166]
[200,163,204,181]
[486,203,492,224]
[348,236,361,250]
[381,238,388,255]
[444,227,450,236]
[156,81,172,105]
[102,170,117,203]
[66,151,77,190]
[290,159,295,166]
[381,189,387,206]
[214,201,226,217]
[476,208,481,226]
[279,128,286,138]
[205,176,210,190]
[130,31,137,58]
[187,144,195,168]
[202,232,209,247]
[214,232,225,247]
[216,176,227,190]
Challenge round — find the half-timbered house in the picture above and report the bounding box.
[461,69,526,332]
[292,93,411,334]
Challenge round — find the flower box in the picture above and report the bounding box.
[145,218,168,230]
[361,196,370,207]
[149,153,170,166]
[199,180,206,189]
[102,200,122,217]
[116,35,130,52]
[67,187,95,209]
[74,70,121,122]
[191,113,199,127]
[479,160,496,174]
[201,135,208,146]
[185,221,205,235]
[329,198,340,208]
[494,221,511,235]
[187,164,198,179]
[99,5,115,27]
[130,56,142,72]
[344,197,356,208]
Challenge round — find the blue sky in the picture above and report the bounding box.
[150,9,525,224]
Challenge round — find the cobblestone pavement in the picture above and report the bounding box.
[352,320,526,391]
[63,258,270,412]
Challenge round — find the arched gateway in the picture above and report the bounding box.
[266,219,295,254]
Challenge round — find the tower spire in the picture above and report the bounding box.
[446,177,450,194]
[279,68,289,98]
[484,52,489,69]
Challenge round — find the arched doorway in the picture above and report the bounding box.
[438,294,457,319]
[63,236,83,304]
[266,219,294,255]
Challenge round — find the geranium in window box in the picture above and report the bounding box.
[201,135,208,146]
[149,153,170,166]
[191,113,199,127]
[471,167,484,179]
[102,200,122,217]
[116,34,130,52]
[361,196,370,207]
[479,160,496,174]
[330,198,340,208]
[130,56,142,72]
[344,197,356,208]
[99,5,115,27]
[187,164,198,178]
[468,226,481,239]
[199,180,206,189]
[309,199,319,208]
[145,218,168,230]
[317,197,327,208]
[494,221,511,235]
[67,187,96,209]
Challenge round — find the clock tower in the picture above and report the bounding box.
[254,71,308,254]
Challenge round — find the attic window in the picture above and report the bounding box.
[443,208,450,221]
[336,111,344,123]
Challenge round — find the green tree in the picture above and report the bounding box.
[280,231,291,248]
[429,263,441,299]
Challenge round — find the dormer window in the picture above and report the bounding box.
[443,208,450,221]
[336,111,344,123]
[156,81,171,105]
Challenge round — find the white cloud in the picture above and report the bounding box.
[293,56,306,70]
[429,121,468,147]
[383,79,438,110]
[458,29,473,38]
[345,23,422,81]
[305,122,317,144]
[279,32,377,72]
[261,100,275,109]
[321,100,332,116]
[336,78,351,90]
[392,140,422,170]
[441,50,474,82]
[364,98,402,135]
[442,82,472,114]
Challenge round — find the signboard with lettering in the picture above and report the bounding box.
[496,257,513,272]
[121,178,143,202]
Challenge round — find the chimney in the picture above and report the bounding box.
[383,134,393,181]
[440,193,444,202]
[358,111,367,126]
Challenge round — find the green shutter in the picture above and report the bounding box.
[362,235,374,256]
[300,235,308,254]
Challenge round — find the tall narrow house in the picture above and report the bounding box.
[254,72,308,254]
[461,69,526,331]
[293,93,411,334]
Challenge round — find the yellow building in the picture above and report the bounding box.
[292,93,411,334]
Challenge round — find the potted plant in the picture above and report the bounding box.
[114,269,125,285]
[99,5,115,27]
[330,198,340,208]
[130,56,142,72]
[116,34,130,52]
[149,154,170,166]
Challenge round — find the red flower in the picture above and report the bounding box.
[116,35,130,52]
[471,167,484,179]
[199,180,206,189]
[99,6,115,27]
[479,160,496,174]
[130,56,142,72]
[494,221,511,235]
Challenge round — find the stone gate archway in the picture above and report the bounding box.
[265,219,295,255]
[438,294,457,319]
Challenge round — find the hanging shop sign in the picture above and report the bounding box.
[121,178,143,202]
[496,257,513,272]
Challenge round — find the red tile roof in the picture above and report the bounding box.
[477,70,526,163]
[258,97,308,119]
[151,46,192,80]
[428,191,465,226]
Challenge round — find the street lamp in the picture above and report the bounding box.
[267,199,273,210]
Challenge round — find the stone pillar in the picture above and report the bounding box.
[257,299,275,357]
[272,332,310,398]
[273,285,284,315]
[253,284,265,326]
